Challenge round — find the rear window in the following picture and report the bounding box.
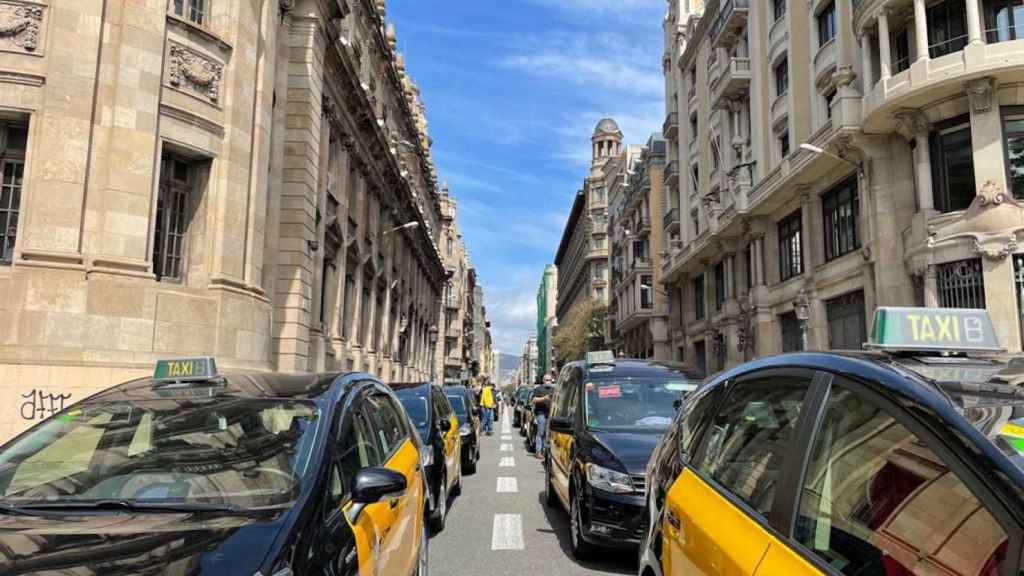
[447,395,468,419]
[395,390,430,438]
[585,374,699,431]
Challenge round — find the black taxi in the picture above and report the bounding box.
[0,358,429,576]
[641,307,1024,576]
[543,351,702,559]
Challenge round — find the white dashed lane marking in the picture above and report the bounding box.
[500,443,512,452]
[496,477,518,493]
[499,457,515,467]
[491,514,525,550]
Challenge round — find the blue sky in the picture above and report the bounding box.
[390,0,666,355]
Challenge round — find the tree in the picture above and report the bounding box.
[552,298,608,366]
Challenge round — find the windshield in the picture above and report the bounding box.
[584,377,696,431]
[396,391,430,437]
[447,395,468,422]
[0,398,321,509]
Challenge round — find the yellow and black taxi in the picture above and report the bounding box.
[641,307,1024,576]
[391,382,462,532]
[543,352,702,559]
[0,358,429,576]
[444,385,481,475]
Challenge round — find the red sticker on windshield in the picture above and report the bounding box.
[598,385,621,399]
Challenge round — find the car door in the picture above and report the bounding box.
[756,375,1019,576]
[549,367,578,507]
[364,390,423,576]
[337,391,389,576]
[432,387,458,487]
[663,369,816,576]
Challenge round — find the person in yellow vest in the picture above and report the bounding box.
[480,383,496,436]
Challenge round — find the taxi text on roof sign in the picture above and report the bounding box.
[153,357,219,382]
[586,351,615,366]
[866,307,1003,353]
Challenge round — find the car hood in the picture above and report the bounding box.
[589,431,662,474]
[0,511,285,575]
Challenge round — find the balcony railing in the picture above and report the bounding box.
[446,326,461,339]
[663,112,679,140]
[663,160,679,187]
[710,57,751,106]
[663,207,680,231]
[444,296,460,309]
[710,0,749,48]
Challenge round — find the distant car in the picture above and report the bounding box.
[393,382,462,532]
[513,386,533,429]
[0,358,430,576]
[444,385,481,474]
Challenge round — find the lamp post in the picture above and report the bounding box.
[428,324,438,383]
[383,221,420,236]
[795,288,811,351]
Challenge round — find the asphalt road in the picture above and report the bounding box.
[428,408,637,576]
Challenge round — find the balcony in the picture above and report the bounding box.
[446,326,461,339]
[663,112,679,140]
[444,296,460,309]
[444,355,462,368]
[663,160,679,188]
[709,0,749,49]
[710,57,751,108]
[663,207,680,233]
[637,215,651,232]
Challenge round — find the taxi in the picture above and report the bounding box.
[640,307,1024,576]
[391,382,462,532]
[0,358,429,576]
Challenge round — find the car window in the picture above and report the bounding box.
[679,383,722,462]
[698,371,812,519]
[338,406,383,495]
[564,375,579,424]
[446,394,468,420]
[436,389,453,419]
[366,393,408,458]
[795,381,1010,576]
[396,389,430,439]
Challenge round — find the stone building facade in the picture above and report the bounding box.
[0,0,470,441]
[554,119,621,326]
[535,263,557,379]
[608,135,672,359]
[662,0,1024,375]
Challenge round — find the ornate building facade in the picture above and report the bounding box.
[0,0,472,441]
[662,0,1024,375]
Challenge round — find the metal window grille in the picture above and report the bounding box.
[715,262,726,310]
[154,156,192,281]
[826,290,866,350]
[822,176,860,261]
[937,258,985,309]
[780,312,803,352]
[0,160,23,265]
[778,209,803,281]
[694,274,705,321]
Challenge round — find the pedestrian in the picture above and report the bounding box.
[480,382,496,435]
[532,387,552,459]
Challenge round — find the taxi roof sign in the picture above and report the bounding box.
[866,307,1002,353]
[586,350,616,366]
[153,357,219,383]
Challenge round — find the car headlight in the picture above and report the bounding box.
[459,423,471,436]
[586,463,634,494]
[420,447,433,468]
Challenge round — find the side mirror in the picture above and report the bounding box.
[439,418,452,433]
[352,467,407,505]
[549,416,573,434]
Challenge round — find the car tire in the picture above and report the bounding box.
[464,458,477,475]
[544,457,558,508]
[570,488,596,561]
[430,477,447,532]
[415,516,429,576]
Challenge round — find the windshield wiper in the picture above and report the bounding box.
[5,500,246,514]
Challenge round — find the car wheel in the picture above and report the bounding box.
[415,515,429,576]
[544,456,558,508]
[570,488,595,561]
[430,477,447,532]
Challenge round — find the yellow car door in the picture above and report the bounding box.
[663,469,771,576]
[341,409,390,576]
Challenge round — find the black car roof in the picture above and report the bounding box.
[88,371,346,402]
[569,358,704,380]
[390,382,433,392]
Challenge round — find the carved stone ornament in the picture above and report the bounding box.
[974,234,1019,261]
[833,65,857,88]
[966,77,995,114]
[0,2,43,53]
[168,44,223,104]
[893,108,931,142]
[279,0,295,11]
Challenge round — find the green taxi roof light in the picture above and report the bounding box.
[153,357,219,383]
[586,350,616,366]
[866,307,1003,353]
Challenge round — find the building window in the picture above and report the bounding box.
[690,163,700,193]
[824,89,836,120]
[694,274,705,321]
[777,209,803,282]
[743,244,753,291]
[714,262,726,310]
[1004,114,1024,199]
[169,0,207,25]
[780,311,803,352]
[0,126,27,266]
[710,137,721,172]
[691,209,700,237]
[773,0,786,21]
[893,29,910,73]
[689,114,698,142]
[154,154,195,281]
[826,290,866,350]
[694,340,706,375]
[987,0,1024,42]
[446,236,453,256]
[927,0,968,57]
[775,58,788,97]
[640,275,653,309]
[822,175,860,261]
[817,1,836,47]
[778,130,790,159]
[937,258,986,309]
[930,119,975,212]
[595,287,605,301]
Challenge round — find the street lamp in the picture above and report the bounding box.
[799,143,864,176]
[383,221,420,236]
[428,324,439,383]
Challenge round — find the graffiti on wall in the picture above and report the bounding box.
[20,389,72,421]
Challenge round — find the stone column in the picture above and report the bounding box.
[914,0,929,62]
[923,265,938,307]
[860,35,874,91]
[966,0,983,45]
[967,78,1010,199]
[798,189,816,275]
[878,9,892,81]
[896,109,934,213]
